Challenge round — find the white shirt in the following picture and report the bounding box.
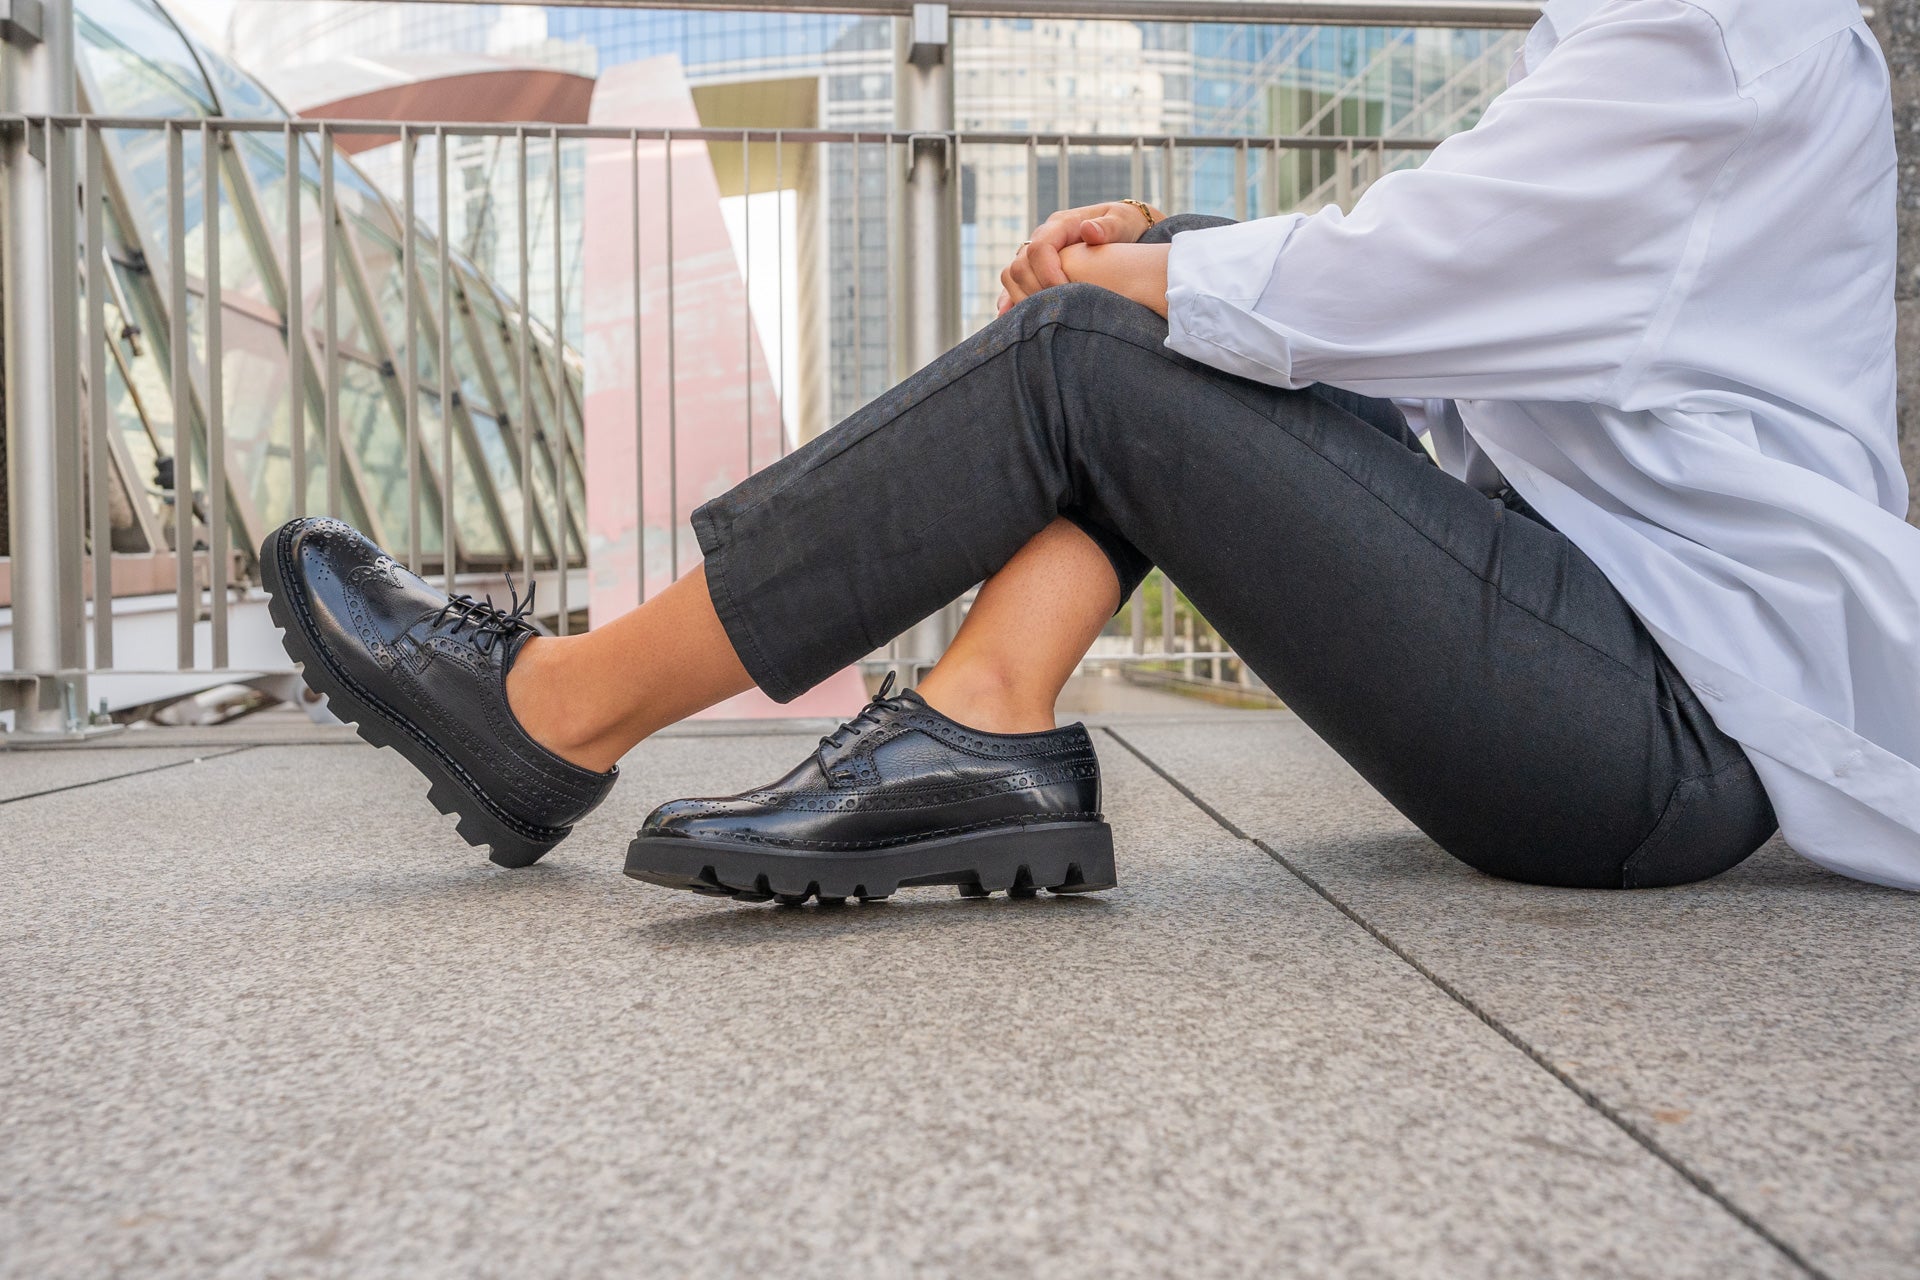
[1164,0,1920,889]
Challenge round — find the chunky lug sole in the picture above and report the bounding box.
[624,820,1116,905]
[261,531,566,869]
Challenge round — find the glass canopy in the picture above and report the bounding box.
[71,0,586,577]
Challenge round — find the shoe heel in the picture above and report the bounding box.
[949,820,1114,895]
[1033,821,1116,893]
[428,777,560,868]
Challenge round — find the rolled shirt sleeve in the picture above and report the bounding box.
[1164,0,1756,404]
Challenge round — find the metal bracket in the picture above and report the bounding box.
[0,672,67,718]
[0,670,121,741]
[904,131,953,176]
[907,2,948,67]
[0,0,43,46]
[0,674,33,716]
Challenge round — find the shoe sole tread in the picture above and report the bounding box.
[624,820,1116,904]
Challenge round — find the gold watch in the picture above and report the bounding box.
[1119,198,1158,230]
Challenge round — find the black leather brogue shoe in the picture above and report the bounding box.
[624,674,1114,904]
[261,517,616,867]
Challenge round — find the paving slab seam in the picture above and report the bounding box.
[1101,726,1831,1280]
[0,746,259,808]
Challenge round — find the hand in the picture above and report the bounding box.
[1056,242,1172,317]
[998,200,1163,314]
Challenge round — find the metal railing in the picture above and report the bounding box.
[0,0,1539,733]
[0,104,1443,731]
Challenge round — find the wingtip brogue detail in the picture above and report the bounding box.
[262,517,616,867]
[624,673,1115,904]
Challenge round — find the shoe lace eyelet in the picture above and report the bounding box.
[432,574,540,655]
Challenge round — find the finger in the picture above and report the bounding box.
[1078,213,1128,246]
[996,289,1010,314]
[1028,239,1069,288]
[1003,255,1039,305]
[1053,202,1113,234]
[1032,212,1068,238]
[1008,253,1041,299]
[1031,207,1090,252]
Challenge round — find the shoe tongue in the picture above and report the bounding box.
[890,687,927,709]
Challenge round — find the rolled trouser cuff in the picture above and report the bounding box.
[1062,511,1153,615]
[691,496,811,705]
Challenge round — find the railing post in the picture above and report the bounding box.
[3,0,82,735]
[894,2,960,680]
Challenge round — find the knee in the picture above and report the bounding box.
[1009,280,1158,340]
[997,284,1178,444]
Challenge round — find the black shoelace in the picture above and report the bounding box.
[431,575,539,656]
[819,670,901,752]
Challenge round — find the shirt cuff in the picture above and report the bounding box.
[1164,214,1312,388]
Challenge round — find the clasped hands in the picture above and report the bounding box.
[995,200,1172,319]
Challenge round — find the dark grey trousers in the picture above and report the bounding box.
[691,215,1777,889]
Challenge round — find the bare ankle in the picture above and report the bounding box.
[913,663,1057,734]
[506,637,632,772]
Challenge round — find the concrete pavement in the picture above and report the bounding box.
[1,710,1911,1277]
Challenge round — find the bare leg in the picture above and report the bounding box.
[506,566,754,773]
[507,518,1121,771]
[913,518,1119,733]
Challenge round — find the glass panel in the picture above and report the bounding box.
[414,254,486,409]
[305,191,370,355]
[530,348,585,542]
[219,307,293,529]
[558,447,585,566]
[338,355,439,554]
[351,213,413,361]
[95,131,271,319]
[528,430,561,568]
[447,281,494,415]
[188,32,290,120]
[563,352,585,451]
[290,381,370,531]
[83,246,154,554]
[466,287,516,404]
[101,338,159,549]
[75,0,217,118]
[231,130,293,259]
[329,142,391,209]
[340,355,505,564]
[465,408,534,562]
[110,257,175,481]
[100,126,207,286]
[522,430,581,568]
[417,391,507,561]
[212,148,278,312]
[560,441,584,540]
[394,258,513,561]
[227,130,377,360]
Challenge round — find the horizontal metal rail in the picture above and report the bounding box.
[0,116,1452,151]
